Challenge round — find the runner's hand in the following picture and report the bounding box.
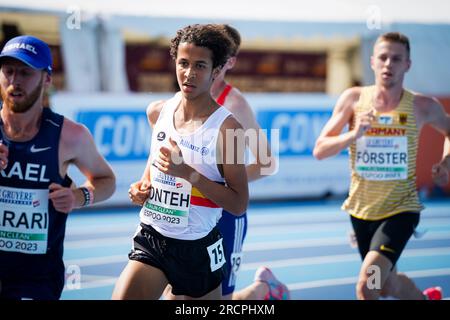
[432,162,449,186]
[352,109,376,141]
[0,141,8,170]
[128,180,150,206]
[156,138,192,180]
[49,183,76,213]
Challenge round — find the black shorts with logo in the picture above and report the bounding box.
[129,223,227,298]
[350,211,420,266]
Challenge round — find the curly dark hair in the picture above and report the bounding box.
[170,24,232,69]
[219,24,241,57]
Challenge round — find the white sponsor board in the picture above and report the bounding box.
[51,92,349,206]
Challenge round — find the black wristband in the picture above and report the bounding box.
[79,187,92,206]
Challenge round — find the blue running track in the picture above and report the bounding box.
[60,200,450,300]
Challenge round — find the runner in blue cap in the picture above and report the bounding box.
[0,35,52,74]
[0,35,116,300]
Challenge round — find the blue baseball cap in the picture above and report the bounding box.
[0,35,52,74]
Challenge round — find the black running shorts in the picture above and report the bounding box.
[350,212,420,266]
[129,223,226,298]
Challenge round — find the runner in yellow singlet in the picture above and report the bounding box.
[314,32,450,300]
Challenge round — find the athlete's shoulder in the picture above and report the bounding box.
[146,92,181,125]
[412,92,444,125]
[412,91,440,108]
[340,86,363,103]
[146,100,165,121]
[224,87,249,111]
[334,86,363,113]
[147,99,166,111]
[60,117,92,148]
[221,87,257,129]
[220,113,244,131]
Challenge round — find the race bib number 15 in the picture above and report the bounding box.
[207,238,226,272]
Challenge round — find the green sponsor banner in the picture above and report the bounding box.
[145,203,188,217]
[0,231,47,241]
[356,166,406,172]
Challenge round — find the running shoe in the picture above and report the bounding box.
[254,266,290,300]
[423,287,443,300]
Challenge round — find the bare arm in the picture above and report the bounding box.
[156,116,249,215]
[128,100,165,206]
[415,95,450,185]
[313,87,372,160]
[226,90,276,181]
[50,119,116,213]
[436,138,450,185]
[141,99,165,181]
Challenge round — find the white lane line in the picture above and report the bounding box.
[63,267,450,293]
[288,268,450,290]
[244,232,450,251]
[65,246,450,270]
[249,216,450,229]
[65,215,450,237]
[63,275,118,292]
[245,237,349,251]
[65,236,132,249]
[67,224,137,236]
[241,246,450,270]
[63,229,450,251]
[65,254,127,267]
[289,276,357,290]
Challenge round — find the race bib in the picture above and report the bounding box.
[207,238,226,272]
[355,136,408,181]
[140,166,191,227]
[0,186,49,254]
